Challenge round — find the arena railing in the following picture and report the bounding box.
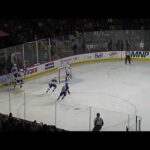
[1,30,150,76]
[0,91,141,131]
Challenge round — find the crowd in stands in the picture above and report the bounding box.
[0,18,150,49]
[0,113,65,132]
[0,18,150,75]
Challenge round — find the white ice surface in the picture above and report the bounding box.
[0,61,150,131]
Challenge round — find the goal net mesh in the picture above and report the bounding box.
[58,65,72,83]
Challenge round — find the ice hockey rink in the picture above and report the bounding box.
[0,60,150,131]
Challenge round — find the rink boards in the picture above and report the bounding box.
[1,50,150,88]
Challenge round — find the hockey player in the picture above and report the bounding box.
[66,62,71,69]
[46,77,57,93]
[19,68,24,84]
[65,68,70,82]
[125,50,131,64]
[65,62,72,81]
[11,64,18,81]
[57,83,70,100]
[14,73,23,88]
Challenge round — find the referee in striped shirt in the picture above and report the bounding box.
[92,113,104,132]
[125,50,131,64]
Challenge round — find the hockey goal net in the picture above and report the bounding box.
[58,65,72,83]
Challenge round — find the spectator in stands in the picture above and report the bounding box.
[0,52,7,75]
[0,112,66,132]
[8,112,12,118]
[108,39,112,51]
[1,115,8,131]
[92,113,104,132]
[30,120,38,132]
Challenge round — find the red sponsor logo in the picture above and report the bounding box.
[24,67,37,75]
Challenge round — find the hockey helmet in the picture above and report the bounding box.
[20,68,23,72]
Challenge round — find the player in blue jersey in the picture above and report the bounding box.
[57,83,70,100]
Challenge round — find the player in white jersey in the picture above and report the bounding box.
[46,77,57,93]
[19,68,24,84]
[11,64,18,81]
[57,83,70,100]
[14,73,23,88]
[66,62,71,69]
[65,62,72,81]
[20,68,24,78]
